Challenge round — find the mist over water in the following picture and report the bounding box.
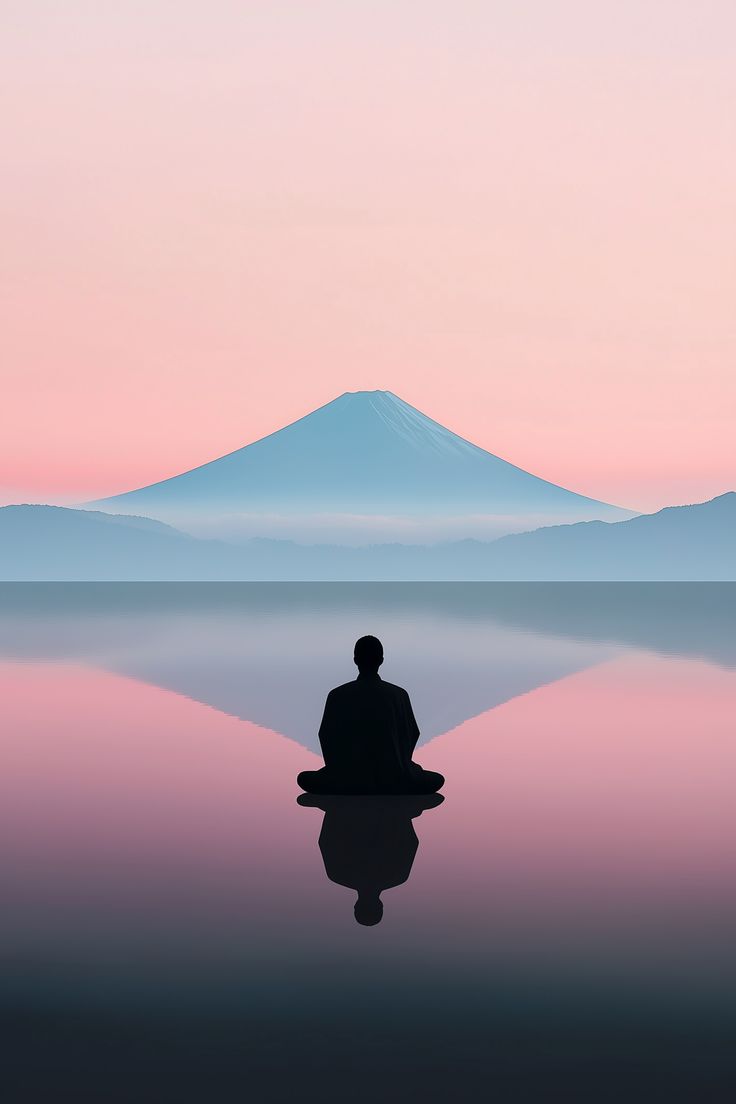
[2,583,735,1100]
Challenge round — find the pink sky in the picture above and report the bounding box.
[2,2,734,513]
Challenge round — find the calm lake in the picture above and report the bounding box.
[2,583,735,1102]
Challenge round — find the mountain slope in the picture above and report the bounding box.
[231,493,736,580]
[86,391,631,536]
[481,491,736,580]
[0,506,243,581]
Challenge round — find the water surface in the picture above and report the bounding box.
[1,584,735,1101]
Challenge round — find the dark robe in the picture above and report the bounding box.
[297,673,444,795]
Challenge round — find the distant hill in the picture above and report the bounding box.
[237,493,736,580]
[0,494,733,580]
[483,492,736,580]
[85,390,631,541]
[0,506,242,581]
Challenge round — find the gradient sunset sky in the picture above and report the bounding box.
[2,1,734,513]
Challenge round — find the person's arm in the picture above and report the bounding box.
[318,690,336,766]
[402,689,420,755]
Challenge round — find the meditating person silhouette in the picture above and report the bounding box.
[297,793,444,924]
[297,635,445,795]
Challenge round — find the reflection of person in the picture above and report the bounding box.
[297,635,445,795]
[298,793,444,924]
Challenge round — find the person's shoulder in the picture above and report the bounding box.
[380,680,410,698]
[327,680,357,697]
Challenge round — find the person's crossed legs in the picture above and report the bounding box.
[297,767,444,796]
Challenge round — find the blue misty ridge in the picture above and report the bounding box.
[1,494,734,580]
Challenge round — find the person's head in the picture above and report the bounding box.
[354,891,384,926]
[354,635,384,675]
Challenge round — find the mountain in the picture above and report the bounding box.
[225,493,735,580]
[1,494,733,580]
[0,506,243,581]
[85,390,631,541]
[480,491,736,580]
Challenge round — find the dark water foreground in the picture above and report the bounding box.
[1,584,735,1102]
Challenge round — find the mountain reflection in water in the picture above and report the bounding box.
[1,583,733,752]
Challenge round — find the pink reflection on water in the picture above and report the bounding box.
[0,663,321,936]
[415,653,736,936]
[2,653,736,960]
